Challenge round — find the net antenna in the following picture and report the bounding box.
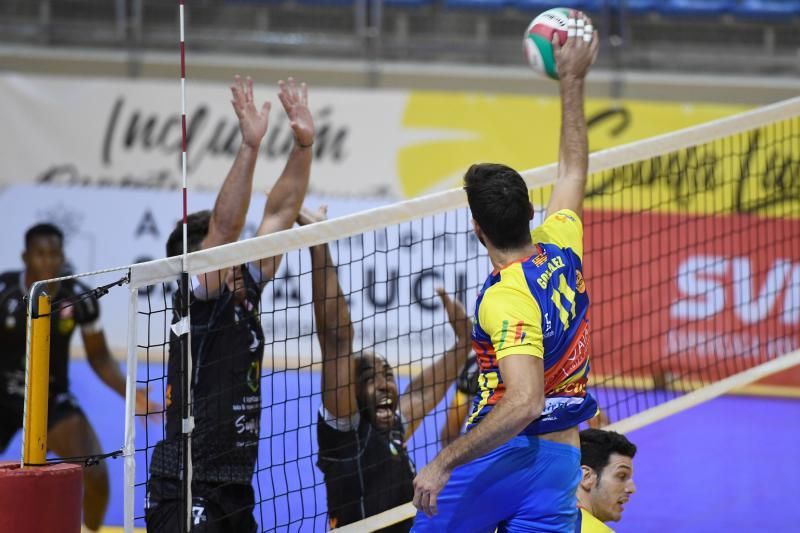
[176,1,194,532]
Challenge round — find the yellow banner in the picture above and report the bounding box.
[583,121,800,218]
[397,92,800,218]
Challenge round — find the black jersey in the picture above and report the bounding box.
[149,265,265,485]
[0,270,99,406]
[317,409,415,531]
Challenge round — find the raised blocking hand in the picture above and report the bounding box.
[230,75,271,148]
[278,77,314,148]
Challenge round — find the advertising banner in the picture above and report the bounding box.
[0,73,748,198]
[1,73,796,393]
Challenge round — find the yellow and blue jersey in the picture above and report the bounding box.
[466,208,598,435]
[576,507,615,533]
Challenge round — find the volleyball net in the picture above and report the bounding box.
[21,96,800,531]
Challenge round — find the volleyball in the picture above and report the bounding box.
[523,7,571,80]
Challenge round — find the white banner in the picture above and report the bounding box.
[0,73,409,197]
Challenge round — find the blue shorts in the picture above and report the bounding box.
[412,436,581,533]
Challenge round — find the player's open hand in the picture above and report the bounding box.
[230,75,271,149]
[435,288,471,349]
[552,10,599,81]
[296,205,328,226]
[278,78,315,148]
[413,458,451,518]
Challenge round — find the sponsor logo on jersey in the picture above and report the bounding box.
[576,270,585,293]
[247,360,260,393]
[544,312,553,338]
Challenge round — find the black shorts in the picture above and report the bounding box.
[145,475,257,533]
[0,392,85,452]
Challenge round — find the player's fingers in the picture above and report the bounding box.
[567,12,577,41]
[236,74,245,97]
[420,491,431,517]
[278,89,290,112]
[576,14,585,43]
[246,76,254,103]
[429,491,438,517]
[288,76,297,99]
[582,12,593,43]
[590,30,600,57]
[230,80,242,103]
[584,21,594,43]
[412,486,422,510]
[301,82,308,105]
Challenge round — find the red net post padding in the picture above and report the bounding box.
[0,461,82,532]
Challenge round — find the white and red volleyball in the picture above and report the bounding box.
[523,7,571,80]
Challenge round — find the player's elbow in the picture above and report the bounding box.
[507,389,544,425]
[521,393,544,424]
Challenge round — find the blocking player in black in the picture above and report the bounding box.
[145,75,314,532]
[0,222,156,532]
[297,206,473,532]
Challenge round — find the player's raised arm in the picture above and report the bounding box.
[254,78,315,282]
[197,75,270,293]
[299,206,358,419]
[545,11,599,220]
[399,288,471,440]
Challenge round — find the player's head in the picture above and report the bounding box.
[166,210,212,257]
[354,350,398,432]
[23,223,65,282]
[463,163,533,251]
[578,429,637,523]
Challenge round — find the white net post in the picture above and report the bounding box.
[123,284,138,533]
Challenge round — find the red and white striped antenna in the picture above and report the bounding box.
[177,2,193,533]
[179,0,189,267]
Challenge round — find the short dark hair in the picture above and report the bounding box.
[354,351,391,383]
[25,223,64,250]
[463,163,532,250]
[580,429,637,477]
[166,210,211,257]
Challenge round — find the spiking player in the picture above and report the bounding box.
[298,206,472,532]
[412,11,600,532]
[146,75,314,532]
